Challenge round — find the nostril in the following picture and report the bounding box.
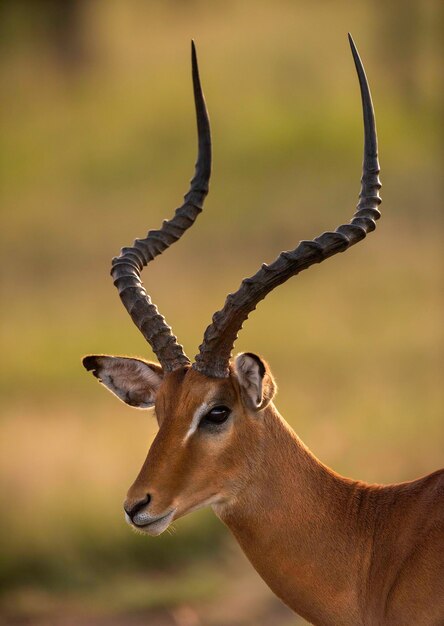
[124,494,151,519]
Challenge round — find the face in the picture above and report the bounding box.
[83,352,276,535]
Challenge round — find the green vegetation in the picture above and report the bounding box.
[1,1,442,624]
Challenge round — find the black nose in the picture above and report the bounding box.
[124,494,151,520]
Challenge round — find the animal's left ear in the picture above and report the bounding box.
[234,352,277,411]
[82,355,163,409]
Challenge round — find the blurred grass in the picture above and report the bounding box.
[0,1,442,624]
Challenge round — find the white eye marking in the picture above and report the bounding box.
[183,401,210,443]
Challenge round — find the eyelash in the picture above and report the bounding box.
[199,405,231,428]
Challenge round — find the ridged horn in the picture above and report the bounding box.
[111,41,211,372]
[193,34,381,378]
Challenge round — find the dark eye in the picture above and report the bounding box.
[200,405,231,426]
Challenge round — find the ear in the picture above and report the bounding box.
[82,355,163,409]
[233,352,276,411]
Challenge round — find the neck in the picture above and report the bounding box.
[214,405,371,625]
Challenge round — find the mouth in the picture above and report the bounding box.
[125,508,176,536]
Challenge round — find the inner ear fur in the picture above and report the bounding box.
[82,355,163,409]
[233,352,276,411]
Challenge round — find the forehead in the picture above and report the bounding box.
[155,367,238,423]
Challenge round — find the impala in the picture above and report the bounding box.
[83,37,444,625]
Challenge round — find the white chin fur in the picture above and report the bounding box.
[126,509,175,536]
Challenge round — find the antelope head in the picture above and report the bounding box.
[83,37,381,537]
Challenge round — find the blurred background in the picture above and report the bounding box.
[0,1,442,624]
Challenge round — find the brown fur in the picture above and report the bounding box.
[86,355,444,625]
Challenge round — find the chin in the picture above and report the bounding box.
[125,510,175,536]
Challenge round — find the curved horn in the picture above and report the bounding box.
[193,34,381,378]
[111,41,211,372]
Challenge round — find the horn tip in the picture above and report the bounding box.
[347,33,359,59]
[191,39,198,72]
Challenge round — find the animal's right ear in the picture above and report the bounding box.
[234,352,276,411]
[82,356,163,409]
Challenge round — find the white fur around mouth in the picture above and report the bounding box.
[126,509,176,536]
